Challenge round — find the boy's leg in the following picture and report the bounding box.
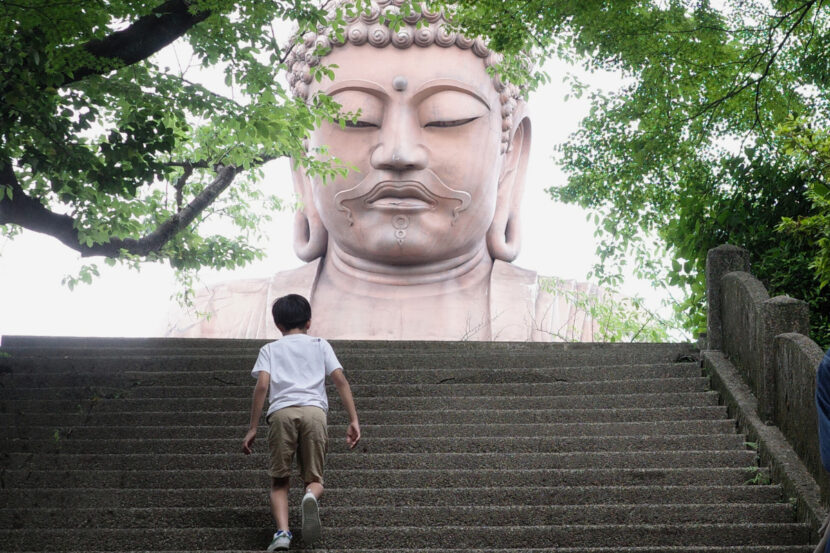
[270,477,291,531]
[297,407,327,544]
[305,481,324,499]
[296,406,328,489]
[266,408,300,535]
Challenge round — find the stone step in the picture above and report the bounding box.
[0,336,273,349]
[0,335,696,357]
[3,549,814,553]
[0,503,797,529]
[0,378,708,400]
[0,540,802,551]
[0,523,810,550]
[25,548,808,553]
[3,406,730,427]
[0,485,787,510]
[2,450,758,471]
[288,549,815,553]
[0,467,765,489]
[3,424,743,448]
[0,353,699,372]
[0,421,740,454]
[0,433,748,455]
[0,391,721,414]
[0,363,702,387]
[0,378,710,400]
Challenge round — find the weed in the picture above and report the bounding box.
[745,465,771,485]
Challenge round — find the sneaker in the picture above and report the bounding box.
[301,492,322,544]
[267,530,292,551]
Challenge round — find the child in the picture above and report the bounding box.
[242,294,361,551]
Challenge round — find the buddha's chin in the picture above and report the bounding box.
[327,210,481,266]
[332,232,479,268]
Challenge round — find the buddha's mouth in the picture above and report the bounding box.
[363,182,437,211]
[334,170,471,226]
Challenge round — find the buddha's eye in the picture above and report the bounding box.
[329,90,383,130]
[342,119,379,129]
[424,116,480,128]
[418,89,489,130]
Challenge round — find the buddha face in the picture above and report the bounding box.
[300,43,507,265]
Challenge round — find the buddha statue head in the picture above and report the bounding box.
[286,0,532,271]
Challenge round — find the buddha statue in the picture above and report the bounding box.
[169,0,601,341]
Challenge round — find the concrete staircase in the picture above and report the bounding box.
[0,336,816,552]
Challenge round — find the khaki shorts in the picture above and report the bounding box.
[266,405,328,484]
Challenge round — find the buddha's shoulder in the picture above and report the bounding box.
[491,260,602,297]
[166,261,319,338]
[490,260,602,342]
[193,261,319,303]
[193,277,271,301]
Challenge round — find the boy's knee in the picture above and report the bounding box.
[271,476,290,489]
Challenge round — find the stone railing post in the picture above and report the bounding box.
[774,332,829,502]
[706,244,750,350]
[757,296,811,422]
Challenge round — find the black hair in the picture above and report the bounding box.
[271,294,311,330]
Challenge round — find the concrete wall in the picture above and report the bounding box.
[706,244,827,502]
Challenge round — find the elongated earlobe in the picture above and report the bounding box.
[291,164,328,262]
[487,112,531,262]
[293,209,327,262]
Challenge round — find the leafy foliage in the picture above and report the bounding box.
[778,115,830,290]
[540,277,672,343]
[0,0,352,273]
[438,0,830,347]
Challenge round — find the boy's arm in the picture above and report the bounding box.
[242,371,270,455]
[330,368,360,448]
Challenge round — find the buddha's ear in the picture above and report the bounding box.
[291,159,328,262]
[487,106,531,262]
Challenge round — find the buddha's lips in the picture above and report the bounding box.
[333,169,472,225]
[363,182,437,211]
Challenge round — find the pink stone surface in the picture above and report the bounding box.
[169,5,602,341]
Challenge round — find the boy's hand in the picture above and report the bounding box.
[331,369,360,449]
[346,421,361,449]
[242,428,257,455]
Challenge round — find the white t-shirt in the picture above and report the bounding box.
[251,334,342,417]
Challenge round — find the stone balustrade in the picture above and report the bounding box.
[706,244,828,501]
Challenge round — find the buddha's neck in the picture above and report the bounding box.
[323,241,492,294]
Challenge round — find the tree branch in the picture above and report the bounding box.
[1,152,277,258]
[0,159,236,257]
[165,160,210,168]
[174,163,193,210]
[0,159,88,253]
[118,164,242,256]
[684,0,817,131]
[63,0,211,86]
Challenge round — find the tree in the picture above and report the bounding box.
[779,115,830,290]
[439,0,830,347]
[1,0,353,281]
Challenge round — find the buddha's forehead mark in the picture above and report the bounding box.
[412,79,491,111]
[392,76,408,92]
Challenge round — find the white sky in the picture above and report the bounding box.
[0,44,675,339]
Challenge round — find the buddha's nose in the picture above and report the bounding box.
[370,112,428,171]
